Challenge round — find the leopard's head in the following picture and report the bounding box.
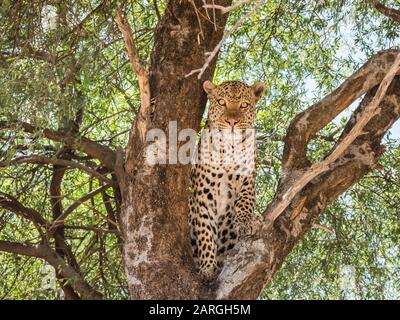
[203,80,266,130]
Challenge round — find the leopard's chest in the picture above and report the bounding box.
[190,164,245,217]
[190,130,255,218]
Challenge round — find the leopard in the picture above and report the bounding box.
[188,80,266,281]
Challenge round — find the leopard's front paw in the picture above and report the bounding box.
[199,263,218,282]
[234,216,261,238]
[236,223,253,238]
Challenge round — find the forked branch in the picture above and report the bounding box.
[215,50,400,299]
[186,1,265,79]
[282,50,400,172]
[0,121,116,169]
[265,52,400,224]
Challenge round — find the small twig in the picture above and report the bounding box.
[186,1,265,79]
[153,0,161,20]
[0,155,114,186]
[314,127,342,142]
[203,0,253,14]
[312,223,334,235]
[50,185,111,233]
[202,0,211,20]
[212,0,217,31]
[189,0,205,43]
[62,0,108,40]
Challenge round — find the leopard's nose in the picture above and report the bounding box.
[226,119,239,128]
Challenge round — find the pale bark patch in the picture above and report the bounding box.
[216,239,267,299]
[123,205,154,287]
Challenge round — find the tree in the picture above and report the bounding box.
[1,0,400,299]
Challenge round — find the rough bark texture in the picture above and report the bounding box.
[119,1,400,300]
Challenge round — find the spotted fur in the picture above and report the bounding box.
[188,80,266,280]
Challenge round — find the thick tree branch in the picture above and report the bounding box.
[0,191,80,279]
[0,191,48,228]
[0,155,114,186]
[0,240,102,299]
[0,121,116,169]
[50,164,66,239]
[282,49,400,172]
[265,52,400,225]
[101,185,122,241]
[371,0,400,24]
[115,6,151,144]
[0,241,40,257]
[48,156,80,300]
[0,191,100,298]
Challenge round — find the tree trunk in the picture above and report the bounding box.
[121,0,231,299]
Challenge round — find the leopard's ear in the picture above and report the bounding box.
[203,80,216,95]
[251,82,266,100]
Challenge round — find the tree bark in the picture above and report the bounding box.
[371,0,400,24]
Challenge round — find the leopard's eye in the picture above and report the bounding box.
[240,102,249,109]
[217,99,226,106]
